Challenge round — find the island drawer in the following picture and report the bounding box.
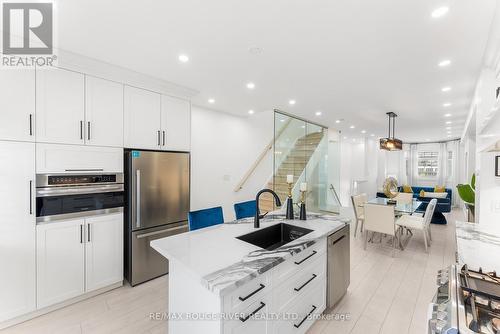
[275,280,326,334]
[274,237,327,284]
[223,293,271,334]
[275,251,326,312]
[223,271,272,313]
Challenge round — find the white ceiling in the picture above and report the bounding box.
[56,0,497,142]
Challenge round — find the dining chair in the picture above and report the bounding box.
[394,192,413,205]
[351,193,367,237]
[395,199,437,252]
[234,200,257,220]
[188,206,224,231]
[363,204,398,256]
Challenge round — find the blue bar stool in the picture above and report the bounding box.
[234,200,257,220]
[188,206,224,231]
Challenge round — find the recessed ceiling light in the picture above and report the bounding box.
[335,119,341,123]
[343,136,348,140]
[246,82,255,90]
[438,59,451,67]
[431,6,449,18]
[248,109,254,114]
[178,54,189,63]
[441,86,452,92]
[444,113,452,117]
[361,130,366,134]
[289,100,296,105]
[208,98,215,104]
[315,111,322,116]
[350,125,355,129]
[445,121,452,124]
[443,103,452,107]
[370,134,375,137]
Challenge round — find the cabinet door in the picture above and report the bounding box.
[36,68,85,145]
[85,76,124,147]
[124,86,161,150]
[85,213,123,292]
[161,95,191,151]
[0,142,35,322]
[37,219,85,309]
[0,69,35,142]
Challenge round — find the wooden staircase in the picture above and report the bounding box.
[259,131,324,212]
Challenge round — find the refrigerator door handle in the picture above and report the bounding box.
[136,169,141,228]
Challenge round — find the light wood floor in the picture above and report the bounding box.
[2,209,462,334]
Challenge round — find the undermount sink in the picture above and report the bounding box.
[236,223,313,251]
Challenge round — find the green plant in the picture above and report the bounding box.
[457,173,475,205]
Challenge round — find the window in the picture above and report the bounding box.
[446,150,453,179]
[417,151,439,178]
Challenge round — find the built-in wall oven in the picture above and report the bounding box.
[36,173,124,223]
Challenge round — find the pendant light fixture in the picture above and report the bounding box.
[380,112,403,151]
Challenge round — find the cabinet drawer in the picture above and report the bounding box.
[275,280,326,334]
[223,272,271,313]
[274,237,326,284]
[275,252,326,312]
[224,294,271,334]
[36,143,123,173]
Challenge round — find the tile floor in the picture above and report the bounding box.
[2,209,462,334]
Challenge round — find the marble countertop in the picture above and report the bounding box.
[455,221,500,273]
[151,213,349,296]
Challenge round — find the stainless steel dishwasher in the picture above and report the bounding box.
[327,224,350,308]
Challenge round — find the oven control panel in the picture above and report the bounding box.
[48,174,117,185]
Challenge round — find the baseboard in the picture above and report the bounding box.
[0,281,123,330]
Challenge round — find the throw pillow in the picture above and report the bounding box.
[402,185,413,193]
[434,186,446,193]
[423,192,448,199]
[419,189,425,197]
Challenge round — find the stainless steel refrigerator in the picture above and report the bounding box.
[124,150,190,286]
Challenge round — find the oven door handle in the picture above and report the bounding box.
[36,184,124,197]
[136,225,187,239]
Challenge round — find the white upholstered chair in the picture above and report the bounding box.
[351,193,367,237]
[394,192,413,205]
[396,198,437,252]
[363,204,398,256]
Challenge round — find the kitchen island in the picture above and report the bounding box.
[151,213,349,334]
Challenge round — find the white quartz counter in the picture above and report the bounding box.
[455,221,500,273]
[151,213,349,296]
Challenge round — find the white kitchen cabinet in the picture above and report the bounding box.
[85,76,124,147]
[161,95,191,151]
[36,143,123,173]
[85,213,123,292]
[36,219,86,309]
[0,69,35,142]
[0,141,36,322]
[36,68,85,145]
[124,85,162,150]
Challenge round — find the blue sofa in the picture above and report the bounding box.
[377,186,452,224]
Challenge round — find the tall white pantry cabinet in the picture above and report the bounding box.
[0,66,191,326]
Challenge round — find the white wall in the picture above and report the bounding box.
[190,107,274,221]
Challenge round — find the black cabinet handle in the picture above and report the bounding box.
[29,180,33,214]
[80,225,83,243]
[162,130,165,146]
[238,284,265,301]
[332,235,345,246]
[29,114,33,136]
[239,302,265,322]
[87,122,91,140]
[294,274,317,292]
[80,121,83,140]
[157,130,161,146]
[294,250,317,265]
[293,305,317,328]
[87,223,91,242]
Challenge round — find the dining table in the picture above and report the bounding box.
[362,197,423,250]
